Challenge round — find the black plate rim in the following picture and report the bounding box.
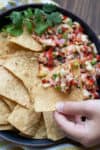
[0,3,100,148]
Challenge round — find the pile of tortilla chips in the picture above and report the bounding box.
[0,29,84,140]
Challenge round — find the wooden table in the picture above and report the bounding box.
[54,0,100,35]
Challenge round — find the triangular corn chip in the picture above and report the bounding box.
[34,114,47,139]
[0,66,30,108]
[10,29,42,52]
[0,97,10,125]
[8,105,41,136]
[43,112,66,140]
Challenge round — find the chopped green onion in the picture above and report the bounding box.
[57,28,62,34]
[52,74,58,80]
[67,18,73,26]
[91,59,97,65]
[62,32,68,39]
[55,86,61,91]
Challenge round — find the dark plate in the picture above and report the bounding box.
[0,4,100,148]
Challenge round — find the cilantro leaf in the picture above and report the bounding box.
[9,11,23,28]
[46,14,53,26]
[3,24,23,36]
[24,20,33,33]
[2,6,63,36]
[23,8,33,18]
[50,12,62,25]
[34,23,48,35]
[33,8,49,35]
[67,18,73,26]
[46,12,62,27]
[34,9,46,24]
[43,4,57,13]
[33,10,62,35]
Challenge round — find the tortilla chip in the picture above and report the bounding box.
[3,51,84,112]
[34,86,84,112]
[0,124,13,130]
[8,105,41,136]
[0,32,8,41]
[43,112,66,140]
[3,97,16,111]
[0,33,18,56]
[0,66,30,108]
[3,54,40,101]
[0,48,37,67]
[0,33,9,56]
[0,97,10,125]
[0,40,10,56]
[34,61,83,112]
[8,42,36,56]
[10,29,42,52]
[0,32,38,57]
[34,114,47,139]
[0,56,10,65]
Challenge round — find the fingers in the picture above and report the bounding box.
[54,100,100,147]
[54,111,86,142]
[56,101,92,116]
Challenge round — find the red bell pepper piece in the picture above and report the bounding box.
[44,48,54,68]
[96,55,100,61]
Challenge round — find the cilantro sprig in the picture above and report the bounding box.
[2,4,62,36]
[43,4,57,13]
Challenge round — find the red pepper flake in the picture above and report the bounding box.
[87,79,95,86]
[87,54,93,60]
[50,35,55,40]
[59,52,65,57]
[42,79,49,84]
[96,55,100,61]
[62,27,67,32]
[80,54,93,63]
[74,26,84,34]
[63,15,67,20]
[48,27,52,30]
[44,48,54,68]
[83,45,88,51]
[70,79,77,86]
[79,26,84,33]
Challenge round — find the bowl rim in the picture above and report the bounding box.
[0,3,100,148]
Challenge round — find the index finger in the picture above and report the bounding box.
[54,111,86,142]
[56,101,92,116]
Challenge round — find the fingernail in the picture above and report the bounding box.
[56,102,64,112]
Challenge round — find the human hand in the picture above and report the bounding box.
[54,100,100,147]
